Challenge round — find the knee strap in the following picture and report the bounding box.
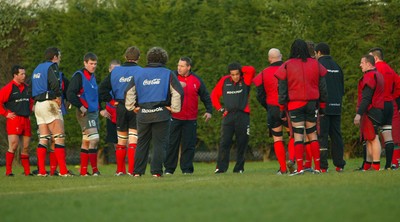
[38,134,51,148]
[128,132,138,138]
[271,130,283,137]
[118,134,128,140]
[306,125,317,134]
[88,133,100,140]
[292,126,305,134]
[53,134,65,139]
[381,125,392,133]
[39,134,51,140]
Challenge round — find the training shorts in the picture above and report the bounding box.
[34,100,63,125]
[6,116,31,136]
[267,105,286,129]
[76,110,99,131]
[289,101,318,123]
[360,114,381,141]
[116,103,137,132]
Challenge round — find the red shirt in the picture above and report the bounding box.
[172,72,212,120]
[253,62,282,106]
[357,70,384,112]
[275,58,327,111]
[375,61,398,101]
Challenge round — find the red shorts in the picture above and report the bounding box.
[6,116,31,136]
[360,114,377,141]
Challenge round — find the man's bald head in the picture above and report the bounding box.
[268,48,282,64]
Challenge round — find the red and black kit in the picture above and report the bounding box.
[211,66,255,173]
[357,69,385,140]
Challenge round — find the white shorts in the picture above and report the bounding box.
[34,100,63,125]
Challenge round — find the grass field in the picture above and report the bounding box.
[1,159,399,222]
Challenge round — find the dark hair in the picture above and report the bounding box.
[84,52,98,62]
[109,59,121,67]
[305,41,315,58]
[227,62,243,76]
[362,54,375,66]
[289,39,311,62]
[11,65,24,77]
[369,47,384,60]
[315,42,330,55]
[179,56,192,67]
[125,46,140,61]
[147,47,168,65]
[44,47,61,61]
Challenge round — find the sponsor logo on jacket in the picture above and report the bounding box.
[141,107,163,113]
[15,98,30,103]
[143,78,161,85]
[33,73,41,79]
[327,69,339,73]
[226,89,243,95]
[119,76,132,83]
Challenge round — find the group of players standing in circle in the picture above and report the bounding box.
[1,39,399,177]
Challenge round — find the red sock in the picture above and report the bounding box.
[80,149,89,175]
[364,162,372,171]
[372,161,380,171]
[127,143,137,174]
[304,142,312,168]
[288,138,295,161]
[392,147,400,167]
[5,152,15,175]
[37,146,47,174]
[295,142,304,171]
[89,148,98,174]
[55,144,68,175]
[49,151,58,175]
[274,141,286,172]
[310,141,321,171]
[116,144,126,174]
[20,154,31,175]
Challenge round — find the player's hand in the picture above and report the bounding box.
[165,106,172,112]
[219,108,227,117]
[6,112,16,119]
[134,107,140,113]
[100,109,111,119]
[80,106,87,117]
[353,114,361,126]
[203,113,212,122]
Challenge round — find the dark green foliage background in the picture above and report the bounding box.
[1,0,399,156]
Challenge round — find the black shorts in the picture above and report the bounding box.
[381,101,393,125]
[116,103,137,131]
[367,108,383,126]
[267,105,284,128]
[289,101,318,123]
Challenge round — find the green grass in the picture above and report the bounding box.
[1,159,399,222]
